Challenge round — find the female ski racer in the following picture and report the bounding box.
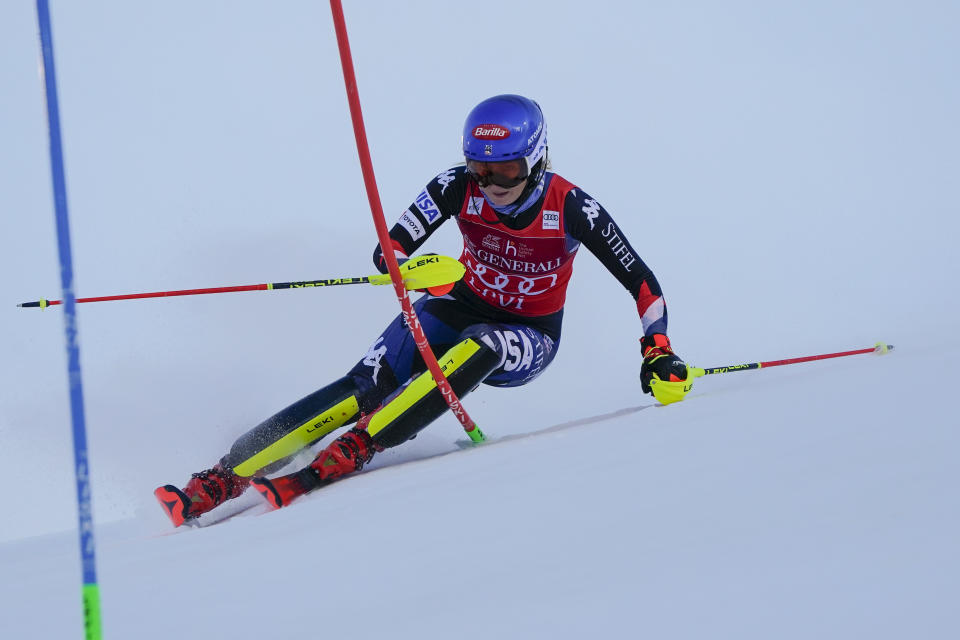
[155,94,691,526]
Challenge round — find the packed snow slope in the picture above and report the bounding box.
[1,340,958,639]
[1,1,958,638]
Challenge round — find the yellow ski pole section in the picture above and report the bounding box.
[231,395,360,477]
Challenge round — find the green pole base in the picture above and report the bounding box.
[467,424,486,443]
[83,583,102,640]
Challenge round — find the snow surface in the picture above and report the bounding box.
[1,1,958,638]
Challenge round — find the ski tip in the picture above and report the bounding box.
[250,477,283,510]
[154,485,191,528]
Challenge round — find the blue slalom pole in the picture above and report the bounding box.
[35,2,103,638]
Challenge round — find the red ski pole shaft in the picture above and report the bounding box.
[17,277,371,309]
[689,343,894,377]
[329,0,483,442]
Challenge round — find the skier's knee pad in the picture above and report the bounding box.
[225,375,362,476]
[367,337,500,449]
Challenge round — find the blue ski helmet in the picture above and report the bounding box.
[462,94,548,187]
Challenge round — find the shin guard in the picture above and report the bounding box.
[223,376,361,477]
[366,338,500,448]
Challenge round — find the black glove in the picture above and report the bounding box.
[640,334,691,404]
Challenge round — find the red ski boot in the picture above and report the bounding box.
[154,463,249,527]
[312,425,379,481]
[251,426,380,509]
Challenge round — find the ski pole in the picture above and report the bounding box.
[688,342,894,378]
[17,254,465,309]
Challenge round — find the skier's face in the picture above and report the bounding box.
[479,180,526,207]
[466,158,529,206]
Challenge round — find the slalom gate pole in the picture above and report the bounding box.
[328,0,485,443]
[35,2,103,638]
[689,342,894,378]
[17,255,466,309]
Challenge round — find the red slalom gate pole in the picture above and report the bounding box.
[689,342,894,378]
[328,0,484,442]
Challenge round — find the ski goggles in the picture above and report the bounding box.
[465,158,529,188]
